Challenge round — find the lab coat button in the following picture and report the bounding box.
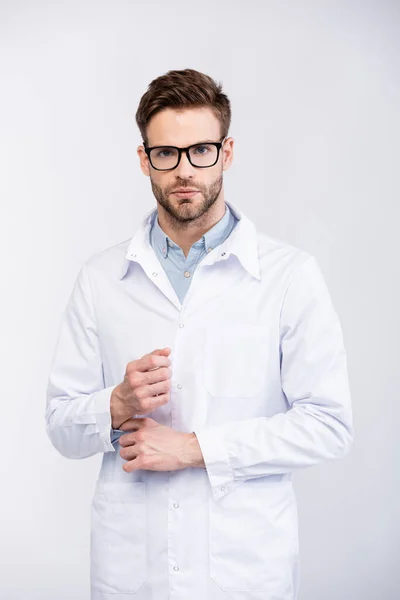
[152,272,158,277]
[173,565,179,571]
[173,502,179,508]
[220,486,226,491]
[177,384,182,389]
[179,323,184,328]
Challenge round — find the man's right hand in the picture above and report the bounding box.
[110,347,172,429]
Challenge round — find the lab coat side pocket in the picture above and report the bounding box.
[90,481,147,594]
[208,477,297,594]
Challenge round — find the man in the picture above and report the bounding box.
[45,68,354,600]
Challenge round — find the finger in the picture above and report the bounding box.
[142,366,172,386]
[118,417,144,431]
[122,456,142,473]
[137,392,169,413]
[138,350,171,372]
[149,348,172,370]
[152,347,171,355]
[142,377,171,396]
[120,444,139,460]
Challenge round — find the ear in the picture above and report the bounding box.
[137,144,151,177]
[222,137,234,171]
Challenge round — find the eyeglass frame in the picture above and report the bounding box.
[143,136,227,171]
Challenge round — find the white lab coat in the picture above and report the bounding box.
[45,201,354,600]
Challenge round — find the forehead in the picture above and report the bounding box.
[146,107,221,146]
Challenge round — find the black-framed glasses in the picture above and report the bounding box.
[143,137,226,171]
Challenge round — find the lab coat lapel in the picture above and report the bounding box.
[120,201,260,315]
[121,208,182,311]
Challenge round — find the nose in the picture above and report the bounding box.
[174,150,197,179]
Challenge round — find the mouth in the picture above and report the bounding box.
[171,189,199,199]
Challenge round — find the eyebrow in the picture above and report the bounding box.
[151,139,218,147]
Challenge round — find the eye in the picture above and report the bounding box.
[193,144,211,155]
[156,149,173,158]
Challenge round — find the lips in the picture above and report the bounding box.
[172,188,198,193]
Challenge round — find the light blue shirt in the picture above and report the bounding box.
[149,202,238,303]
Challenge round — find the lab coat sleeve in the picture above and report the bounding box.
[193,255,354,501]
[45,263,118,459]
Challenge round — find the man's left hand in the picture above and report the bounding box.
[117,417,205,472]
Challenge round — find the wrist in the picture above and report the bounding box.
[110,385,132,429]
[182,432,205,469]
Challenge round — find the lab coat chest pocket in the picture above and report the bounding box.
[90,481,147,594]
[209,478,298,593]
[204,323,269,398]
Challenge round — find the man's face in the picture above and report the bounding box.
[137,107,234,224]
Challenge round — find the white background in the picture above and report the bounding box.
[0,1,399,598]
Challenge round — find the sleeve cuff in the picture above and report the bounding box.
[193,424,241,501]
[93,384,119,453]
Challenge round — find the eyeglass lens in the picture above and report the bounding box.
[150,143,218,169]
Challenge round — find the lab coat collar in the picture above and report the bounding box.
[119,200,260,281]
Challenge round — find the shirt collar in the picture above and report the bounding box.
[119,200,260,281]
[151,202,232,259]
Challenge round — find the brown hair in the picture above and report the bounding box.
[135,68,231,145]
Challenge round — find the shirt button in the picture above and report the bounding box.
[184,271,191,278]
[173,502,179,508]
[179,323,184,328]
[173,565,179,571]
[207,247,213,253]
[177,384,182,389]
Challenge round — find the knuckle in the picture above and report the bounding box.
[135,386,145,400]
[158,367,168,379]
[126,361,135,374]
[144,370,154,384]
[141,399,152,412]
[129,371,140,388]
[149,355,158,368]
[140,453,149,467]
